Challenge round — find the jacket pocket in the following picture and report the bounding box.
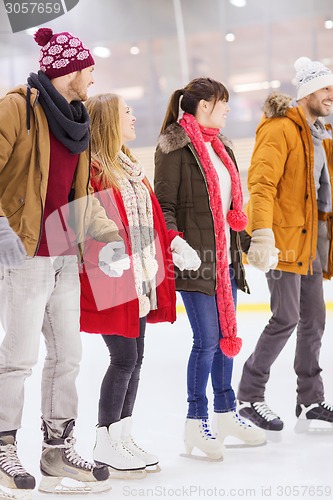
[273,200,306,263]
[273,205,305,228]
[273,223,306,264]
[1,192,26,218]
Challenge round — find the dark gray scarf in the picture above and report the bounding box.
[27,70,90,154]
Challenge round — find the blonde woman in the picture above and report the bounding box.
[80,93,176,476]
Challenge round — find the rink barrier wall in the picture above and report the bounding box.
[176,302,333,314]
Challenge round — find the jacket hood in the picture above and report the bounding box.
[7,84,39,102]
[157,121,233,154]
[263,92,293,118]
[6,85,40,134]
[258,91,307,134]
[7,84,28,97]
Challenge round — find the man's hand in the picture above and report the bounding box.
[247,228,279,273]
[0,217,27,267]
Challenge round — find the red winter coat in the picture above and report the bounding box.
[79,177,176,338]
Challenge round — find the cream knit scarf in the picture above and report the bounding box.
[116,151,158,317]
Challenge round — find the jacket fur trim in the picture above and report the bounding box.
[263,92,292,119]
[157,122,233,154]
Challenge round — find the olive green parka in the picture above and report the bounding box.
[154,122,249,295]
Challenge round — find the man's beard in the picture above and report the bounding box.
[68,77,88,102]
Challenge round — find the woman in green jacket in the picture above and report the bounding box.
[154,77,266,461]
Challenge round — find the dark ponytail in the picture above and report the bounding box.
[160,88,184,134]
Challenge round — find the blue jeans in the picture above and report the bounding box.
[180,265,237,419]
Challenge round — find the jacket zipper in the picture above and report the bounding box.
[188,143,217,290]
[305,122,316,274]
[235,232,249,293]
[80,157,91,263]
[31,91,44,256]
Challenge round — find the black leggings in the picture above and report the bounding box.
[98,317,146,427]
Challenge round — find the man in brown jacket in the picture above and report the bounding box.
[0,27,127,496]
[237,57,333,434]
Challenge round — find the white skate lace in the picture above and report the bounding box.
[321,402,333,412]
[65,438,95,470]
[126,438,145,453]
[43,437,94,470]
[0,443,29,477]
[252,402,279,422]
[115,440,136,459]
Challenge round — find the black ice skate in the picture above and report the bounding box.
[238,401,284,431]
[295,402,333,434]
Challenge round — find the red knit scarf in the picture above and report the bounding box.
[179,112,248,357]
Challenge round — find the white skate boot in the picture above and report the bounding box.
[0,435,35,500]
[213,410,266,446]
[181,418,224,461]
[121,416,160,472]
[39,420,111,494]
[94,422,147,479]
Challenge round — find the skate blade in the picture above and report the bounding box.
[264,430,283,442]
[146,464,161,473]
[180,452,223,462]
[109,467,147,480]
[294,419,333,435]
[224,439,267,449]
[0,488,32,500]
[216,432,266,448]
[38,476,112,494]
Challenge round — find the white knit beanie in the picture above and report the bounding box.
[294,56,333,100]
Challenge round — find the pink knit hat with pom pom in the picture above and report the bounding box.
[34,27,95,79]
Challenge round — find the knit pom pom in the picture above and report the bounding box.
[34,28,53,47]
[220,336,242,357]
[294,56,311,72]
[227,210,248,232]
[138,295,150,318]
[143,257,158,281]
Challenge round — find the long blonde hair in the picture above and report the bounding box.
[85,93,137,189]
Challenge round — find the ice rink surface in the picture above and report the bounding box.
[1,266,332,500]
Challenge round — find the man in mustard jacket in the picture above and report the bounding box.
[0,27,127,496]
[237,57,333,433]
